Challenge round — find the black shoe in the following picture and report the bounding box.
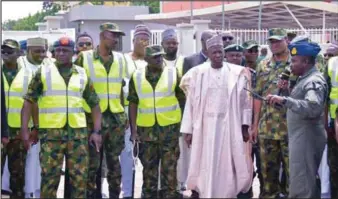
[190,190,199,199]
[1,190,11,196]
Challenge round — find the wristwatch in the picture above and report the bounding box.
[282,97,287,105]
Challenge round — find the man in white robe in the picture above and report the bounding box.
[180,35,253,198]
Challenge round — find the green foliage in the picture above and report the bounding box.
[2,3,60,31]
[131,1,160,13]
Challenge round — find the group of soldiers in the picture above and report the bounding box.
[1,21,338,199]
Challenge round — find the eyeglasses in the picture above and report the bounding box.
[223,36,233,41]
[324,53,334,57]
[78,42,92,47]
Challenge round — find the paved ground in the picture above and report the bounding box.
[2,158,260,198]
[54,158,260,198]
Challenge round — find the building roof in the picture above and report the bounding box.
[135,1,338,29]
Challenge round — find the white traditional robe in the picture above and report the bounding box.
[180,62,253,198]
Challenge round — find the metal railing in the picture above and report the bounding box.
[131,28,338,47]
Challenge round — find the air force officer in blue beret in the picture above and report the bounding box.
[265,40,328,198]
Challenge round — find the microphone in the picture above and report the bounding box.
[277,69,291,96]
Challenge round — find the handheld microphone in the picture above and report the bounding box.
[277,69,291,96]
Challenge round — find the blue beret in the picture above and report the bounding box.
[19,40,27,50]
[53,37,75,48]
[288,40,321,57]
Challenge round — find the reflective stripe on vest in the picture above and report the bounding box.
[39,64,87,128]
[82,50,124,113]
[133,67,181,127]
[328,56,338,118]
[2,67,32,127]
[123,53,147,107]
[176,56,184,78]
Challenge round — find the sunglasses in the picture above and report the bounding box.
[223,36,233,41]
[1,50,15,55]
[78,42,92,47]
[324,53,334,57]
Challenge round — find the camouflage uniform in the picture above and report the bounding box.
[316,54,326,75]
[75,46,127,198]
[128,62,185,198]
[23,64,100,198]
[255,50,291,198]
[2,45,27,198]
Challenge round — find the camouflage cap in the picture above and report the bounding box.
[268,28,287,40]
[242,40,259,50]
[1,39,20,49]
[100,22,125,36]
[145,45,165,57]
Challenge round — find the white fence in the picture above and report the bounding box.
[132,28,338,47]
[2,28,76,46]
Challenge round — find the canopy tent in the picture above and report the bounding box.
[135,1,338,30]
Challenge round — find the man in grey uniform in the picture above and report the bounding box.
[265,40,327,198]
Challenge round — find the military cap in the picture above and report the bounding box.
[288,40,321,57]
[206,35,223,50]
[290,35,310,44]
[268,28,287,40]
[27,37,46,47]
[161,28,177,41]
[287,31,297,37]
[100,22,125,36]
[242,40,259,50]
[1,39,20,49]
[224,44,244,52]
[220,31,234,39]
[145,45,165,57]
[49,44,55,52]
[134,24,151,38]
[19,40,27,50]
[53,37,75,48]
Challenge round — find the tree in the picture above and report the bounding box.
[2,3,60,31]
[132,1,160,13]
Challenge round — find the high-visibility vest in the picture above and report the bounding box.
[133,67,181,127]
[38,63,88,128]
[328,56,338,118]
[123,53,147,107]
[2,66,33,128]
[164,55,185,78]
[176,55,184,77]
[82,50,126,113]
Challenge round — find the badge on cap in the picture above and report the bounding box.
[291,47,297,55]
[60,38,69,46]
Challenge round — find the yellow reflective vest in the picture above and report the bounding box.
[164,56,185,78]
[2,66,33,128]
[133,67,181,127]
[328,56,338,118]
[123,53,147,107]
[39,64,88,128]
[82,50,126,113]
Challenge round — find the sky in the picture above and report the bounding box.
[2,1,43,22]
